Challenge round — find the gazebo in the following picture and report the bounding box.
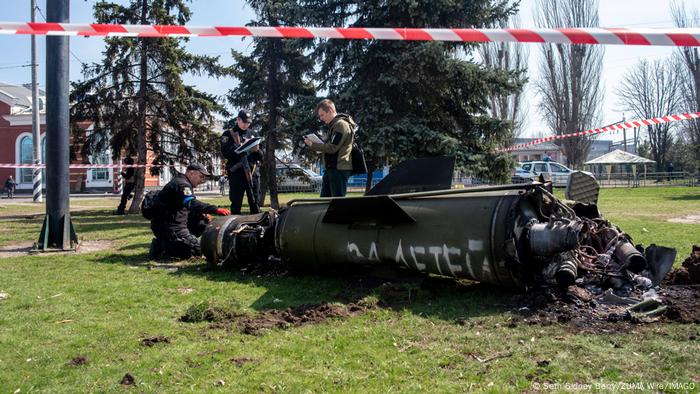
[584,149,655,185]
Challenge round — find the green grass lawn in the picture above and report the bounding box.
[0,187,698,392]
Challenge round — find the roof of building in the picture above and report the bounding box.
[584,149,655,165]
[0,82,46,115]
[511,138,560,152]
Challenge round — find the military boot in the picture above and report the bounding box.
[148,238,166,260]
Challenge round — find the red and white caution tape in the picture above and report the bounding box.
[0,163,165,169]
[503,112,700,152]
[0,22,699,46]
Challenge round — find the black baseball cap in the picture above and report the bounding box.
[237,109,253,122]
[186,163,211,177]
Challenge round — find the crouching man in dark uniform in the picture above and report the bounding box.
[149,163,230,260]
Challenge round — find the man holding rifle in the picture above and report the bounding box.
[220,109,262,214]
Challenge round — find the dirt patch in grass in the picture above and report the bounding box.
[0,240,114,258]
[665,245,700,285]
[182,300,369,335]
[230,357,255,367]
[659,285,700,323]
[179,301,244,323]
[120,373,135,386]
[237,302,367,335]
[667,214,700,224]
[235,259,289,278]
[140,336,170,347]
[69,356,88,366]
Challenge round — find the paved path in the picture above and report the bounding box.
[0,190,226,204]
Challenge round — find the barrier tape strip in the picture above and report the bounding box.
[0,22,699,46]
[503,112,700,152]
[4,112,698,164]
[0,163,165,169]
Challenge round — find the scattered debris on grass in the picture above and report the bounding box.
[120,373,135,386]
[469,352,513,363]
[0,292,8,301]
[510,283,699,334]
[499,245,700,333]
[140,336,170,347]
[69,356,88,366]
[230,357,254,367]
[177,287,194,294]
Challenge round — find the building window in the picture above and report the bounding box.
[19,136,33,183]
[91,150,110,181]
[18,136,47,184]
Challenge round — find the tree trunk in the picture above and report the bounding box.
[262,36,282,209]
[128,0,149,214]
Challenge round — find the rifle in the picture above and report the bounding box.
[233,135,263,213]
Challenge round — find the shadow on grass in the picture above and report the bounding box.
[117,242,151,251]
[91,250,514,321]
[85,216,515,322]
[667,194,700,201]
[173,262,515,322]
[71,210,151,234]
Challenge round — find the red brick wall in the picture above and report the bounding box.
[0,123,46,189]
[2,119,171,193]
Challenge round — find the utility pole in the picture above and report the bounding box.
[37,0,77,251]
[622,114,627,152]
[30,0,42,203]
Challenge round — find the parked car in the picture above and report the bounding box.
[511,161,593,187]
[276,164,322,193]
[511,163,529,184]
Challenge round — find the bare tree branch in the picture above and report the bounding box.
[478,12,528,145]
[671,0,700,165]
[535,0,603,168]
[617,59,682,170]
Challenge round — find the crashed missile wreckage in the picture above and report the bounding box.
[201,158,679,311]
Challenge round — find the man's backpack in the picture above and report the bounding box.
[350,129,368,175]
[141,190,160,220]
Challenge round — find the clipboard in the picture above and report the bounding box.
[304,134,323,144]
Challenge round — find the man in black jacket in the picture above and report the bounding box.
[148,163,230,260]
[116,156,135,215]
[220,109,262,214]
[4,176,16,199]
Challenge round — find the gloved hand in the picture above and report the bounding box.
[215,208,231,216]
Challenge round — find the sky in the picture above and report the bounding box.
[0,0,692,142]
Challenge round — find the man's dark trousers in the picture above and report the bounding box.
[116,182,135,214]
[229,170,260,214]
[320,169,352,197]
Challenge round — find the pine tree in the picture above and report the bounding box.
[70,0,227,213]
[307,0,524,184]
[227,1,317,209]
